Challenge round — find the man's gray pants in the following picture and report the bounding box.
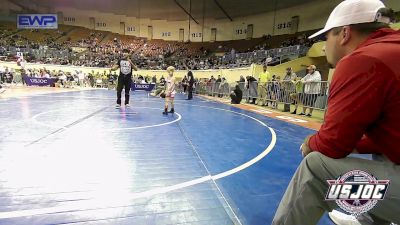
[272,152,400,225]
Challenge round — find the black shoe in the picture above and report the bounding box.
[291,111,297,114]
[306,114,312,117]
[169,109,174,113]
[163,108,168,115]
[298,113,306,116]
[162,111,168,115]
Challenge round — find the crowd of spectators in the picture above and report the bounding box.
[0,24,315,71]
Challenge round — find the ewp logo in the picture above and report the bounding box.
[17,14,58,29]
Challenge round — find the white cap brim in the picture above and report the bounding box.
[308,27,330,39]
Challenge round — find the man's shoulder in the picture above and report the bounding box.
[341,49,386,64]
[336,53,384,75]
[332,53,395,89]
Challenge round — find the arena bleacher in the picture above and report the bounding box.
[0,20,320,70]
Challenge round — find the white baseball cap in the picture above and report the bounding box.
[309,0,389,39]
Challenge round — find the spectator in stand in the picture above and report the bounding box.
[181,75,188,93]
[144,76,150,84]
[88,73,94,87]
[0,65,5,83]
[290,76,304,115]
[246,75,257,104]
[216,75,222,83]
[218,77,227,98]
[282,67,297,112]
[78,71,85,86]
[239,75,245,83]
[152,80,166,98]
[58,71,67,86]
[160,75,165,84]
[299,65,321,117]
[269,75,280,109]
[230,84,242,104]
[209,75,216,83]
[257,65,271,106]
[187,71,195,100]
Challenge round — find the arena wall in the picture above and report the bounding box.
[2,0,399,42]
[52,0,351,41]
[57,0,399,41]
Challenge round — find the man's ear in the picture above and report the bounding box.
[340,26,351,45]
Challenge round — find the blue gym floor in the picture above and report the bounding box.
[0,89,334,225]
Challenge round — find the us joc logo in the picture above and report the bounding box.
[325,170,389,216]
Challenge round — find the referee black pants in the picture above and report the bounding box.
[117,75,132,105]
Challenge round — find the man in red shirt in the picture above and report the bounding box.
[272,0,400,224]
